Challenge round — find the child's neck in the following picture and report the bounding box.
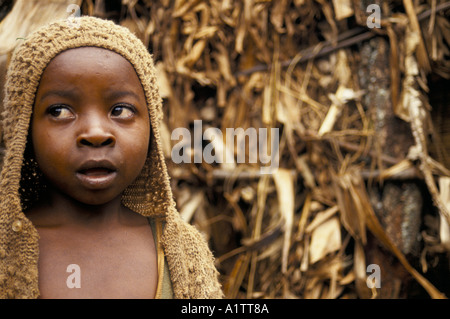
[28,186,137,229]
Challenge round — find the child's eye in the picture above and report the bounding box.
[47,105,74,119]
[111,105,136,119]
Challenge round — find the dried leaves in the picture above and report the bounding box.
[0,0,83,55]
[154,0,449,299]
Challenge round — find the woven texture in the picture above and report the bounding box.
[0,16,223,299]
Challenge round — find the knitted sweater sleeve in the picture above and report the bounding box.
[161,211,223,299]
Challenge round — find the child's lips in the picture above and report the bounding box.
[79,167,114,176]
[76,160,118,189]
[76,169,117,189]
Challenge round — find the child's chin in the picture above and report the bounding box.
[73,191,121,207]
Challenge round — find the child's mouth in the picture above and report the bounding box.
[79,168,115,176]
[76,161,118,189]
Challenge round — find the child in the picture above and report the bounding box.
[0,16,223,299]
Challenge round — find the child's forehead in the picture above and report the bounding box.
[41,46,143,87]
[36,46,147,105]
[49,47,133,68]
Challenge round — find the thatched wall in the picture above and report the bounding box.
[0,0,449,298]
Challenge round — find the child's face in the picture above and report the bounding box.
[31,47,150,206]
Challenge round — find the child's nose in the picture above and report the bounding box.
[76,122,116,148]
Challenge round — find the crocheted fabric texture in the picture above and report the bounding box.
[0,16,222,299]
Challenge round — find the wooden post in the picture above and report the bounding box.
[357,0,423,298]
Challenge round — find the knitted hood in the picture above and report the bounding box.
[0,16,222,299]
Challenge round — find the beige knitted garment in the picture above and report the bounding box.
[0,16,223,299]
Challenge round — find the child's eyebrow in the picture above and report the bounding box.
[37,89,79,103]
[37,89,142,103]
[106,90,143,102]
